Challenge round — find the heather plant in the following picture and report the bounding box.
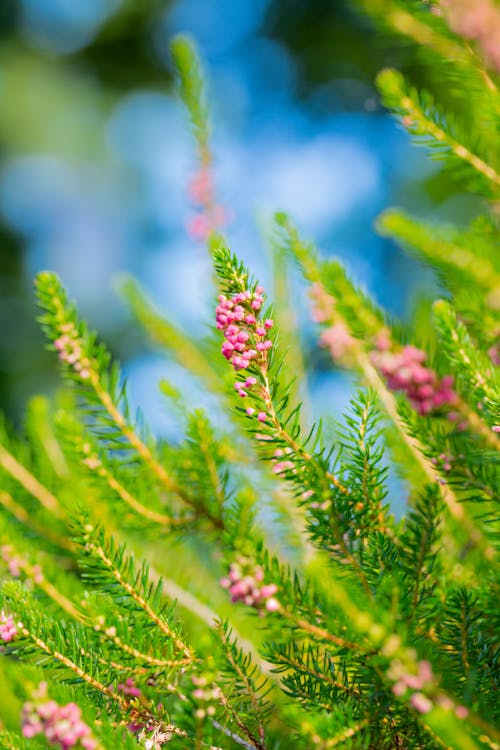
[0,3,499,749]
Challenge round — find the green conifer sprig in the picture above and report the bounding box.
[170,35,211,166]
[433,301,500,427]
[376,69,500,196]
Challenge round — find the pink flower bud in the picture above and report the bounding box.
[265,598,280,612]
[260,584,278,598]
[410,692,433,714]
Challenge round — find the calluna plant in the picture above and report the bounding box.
[0,2,499,749]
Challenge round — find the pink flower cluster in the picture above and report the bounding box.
[319,322,356,361]
[1,545,23,577]
[389,659,434,697]
[488,340,500,366]
[388,659,436,714]
[371,343,456,416]
[21,687,96,749]
[272,447,295,475]
[310,282,335,324]
[1,545,43,583]
[117,677,141,698]
[431,453,454,472]
[0,610,19,643]
[187,168,227,241]
[216,288,273,372]
[388,659,469,718]
[54,323,91,380]
[191,674,221,721]
[441,0,500,72]
[221,558,280,614]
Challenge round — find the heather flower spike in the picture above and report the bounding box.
[21,685,97,750]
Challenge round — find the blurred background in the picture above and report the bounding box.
[0,0,476,432]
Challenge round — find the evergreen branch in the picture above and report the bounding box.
[8,616,190,743]
[17,622,127,707]
[7,544,192,670]
[0,443,64,518]
[63,422,192,528]
[170,35,211,166]
[217,691,267,750]
[282,609,367,653]
[88,457,187,528]
[399,485,443,618]
[309,719,370,749]
[36,272,224,528]
[337,392,389,534]
[210,719,262,750]
[433,300,500,434]
[377,210,500,303]
[0,489,71,552]
[269,643,362,700]
[356,351,495,559]
[377,69,500,192]
[5,551,81,620]
[280,214,495,561]
[148,566,279,682]
[79,525,194,661]
[216,621,271,750]
[358,0,473,64]
[211,245,378,596]
[88,374,191,502]
[25,395,69,479]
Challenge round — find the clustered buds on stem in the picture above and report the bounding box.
[310,283,457,418]
[388,658,468,718]
[21,684,96,749]
[440,0,500,72]
[191,674,221,720]
[370,341,456,416]
[187,168,227,241]
[1,545,43,583]
[319,322,356,361]
[216,286,274,421]
[0,610,19,643]
[54,323,92,380]
[117,677,142,698]
[310,284,357,362]
[488,339,500,366]
[220,558,279,614]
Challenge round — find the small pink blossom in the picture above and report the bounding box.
[117,677,141,698]
[319,322,356,361]
[21,687,96,750]
[216,288,273,373]
[371,342,456,416]
[0,611,19,643]
[221,558,280,614]
[410,692,433,714]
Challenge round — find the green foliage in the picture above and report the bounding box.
[376,68,500,197]
[170,34,211,162]
[0,9,499,750]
